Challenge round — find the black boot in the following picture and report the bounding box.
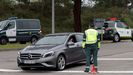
[84,68,89,73]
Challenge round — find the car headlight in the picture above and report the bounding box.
[42,51,55,58]
[18,52,20,58]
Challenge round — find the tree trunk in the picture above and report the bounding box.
[41,0,45,16]
[73,0,82,32]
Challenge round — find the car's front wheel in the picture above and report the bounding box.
[113,34,120,42]
[56,55,66,71]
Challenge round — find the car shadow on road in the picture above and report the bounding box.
[65,62,86,70]
[20,62,86,73]
[21,68,57,73]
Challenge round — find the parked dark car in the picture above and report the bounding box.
[17,33,86,70]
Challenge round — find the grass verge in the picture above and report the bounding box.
[0,43,30,51]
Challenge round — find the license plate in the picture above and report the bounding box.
[24,60,35,64]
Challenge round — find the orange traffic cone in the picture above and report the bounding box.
[90,64,97,74]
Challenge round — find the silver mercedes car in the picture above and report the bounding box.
[17,33,86,70]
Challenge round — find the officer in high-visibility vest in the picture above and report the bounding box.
[82,25,100,73]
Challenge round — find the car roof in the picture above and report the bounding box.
[46,32,83,36]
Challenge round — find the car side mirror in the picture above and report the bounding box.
[67,42,74,46]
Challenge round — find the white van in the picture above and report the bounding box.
[0,18,42,45]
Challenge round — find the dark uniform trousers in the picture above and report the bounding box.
[85,44,98,70]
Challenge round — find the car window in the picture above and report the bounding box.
[117,22,123,28]
[68,35,77,43]
[117,22,128,28]
[7,21,15,29]
[94,22,104,29]
[106,21,115,27]
[75,34,83,42]
[35,35,68,45]
[121,22,128,29]
[16,20,40,29]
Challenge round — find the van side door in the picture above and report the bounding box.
[6,20,16,42]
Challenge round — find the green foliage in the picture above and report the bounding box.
[0,0,133,34]
[93,0,129,8]
[0,43,29,50]
[121,15,133,28]
[81,0,133,30]
[0,0,74,34]
[17,0,29,4]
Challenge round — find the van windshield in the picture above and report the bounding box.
[0,20,8,30]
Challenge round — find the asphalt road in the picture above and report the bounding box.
[0,40,133,75]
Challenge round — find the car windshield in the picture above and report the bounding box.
[0,20,8,29]
[94,22,104,29]
[35,35,68,45]
[106,21,115,27]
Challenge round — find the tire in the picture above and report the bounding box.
[21,67,31,70]
[56,55,66,71]
[31,36,37,44]
[113,34,120,42]
[131,38,133,41]
[0,38,8,45]
[131,36,133,41]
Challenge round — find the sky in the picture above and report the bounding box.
[82,0,95,7]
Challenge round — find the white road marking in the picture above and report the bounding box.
[0,69,133,74]
[98,58,133,60]
[0,69,22,72]
[0,58,133,73]
[59,71,133,73]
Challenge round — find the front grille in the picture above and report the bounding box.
[20,53,42,60]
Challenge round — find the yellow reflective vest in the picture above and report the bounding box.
[82,29,100,48]
[85,29,98,44]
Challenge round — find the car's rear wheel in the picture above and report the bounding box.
[113,34,120,42]
[56,55,66,71]
[21,67,31,70]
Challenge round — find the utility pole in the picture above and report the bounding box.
[52,0,55,33]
